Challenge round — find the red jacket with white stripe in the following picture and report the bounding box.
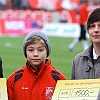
[7,59,66,100]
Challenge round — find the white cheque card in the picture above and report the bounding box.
[0,78,8,100]
[52,79,100,100]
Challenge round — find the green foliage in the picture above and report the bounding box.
[0,36,90,79]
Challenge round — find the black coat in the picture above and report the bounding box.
[0,57,3,78]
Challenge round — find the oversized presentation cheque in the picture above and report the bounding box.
[0,78,8,100]
[52,79,100,100]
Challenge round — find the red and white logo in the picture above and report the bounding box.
[45,87,54,100]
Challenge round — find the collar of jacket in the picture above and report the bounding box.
[26,59,52,75]
[79,43,94,71]
[79,43,93,59]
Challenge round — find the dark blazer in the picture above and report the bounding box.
[0,57,3,78]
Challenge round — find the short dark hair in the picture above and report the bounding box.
[87,8,100,30]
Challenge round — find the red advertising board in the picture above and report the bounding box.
[4,19,39,35]
[0,10,78,23]
[0,5,99,36]
[0,10,78,35]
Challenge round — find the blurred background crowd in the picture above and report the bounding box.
[0,0,100,10]
[0,0,100,36]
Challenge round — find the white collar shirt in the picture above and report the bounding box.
[93,48,98,60]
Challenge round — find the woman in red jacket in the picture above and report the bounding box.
[7,30,66,100]
[68,0,89,51]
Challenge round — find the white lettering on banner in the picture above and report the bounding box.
[0,10,75,23]
[0,10,53,26]
[5,21,25,30]
[0,7,99,26]
[60,10,72,23]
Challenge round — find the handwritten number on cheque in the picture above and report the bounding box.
[72,88,95,97]
[75,90,89,96]
[58,88,99,98]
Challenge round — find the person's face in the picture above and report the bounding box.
[88,21,100,44]
[26,41,47,68]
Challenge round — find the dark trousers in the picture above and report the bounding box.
[0,57,3,78]
[79,25,87,41]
